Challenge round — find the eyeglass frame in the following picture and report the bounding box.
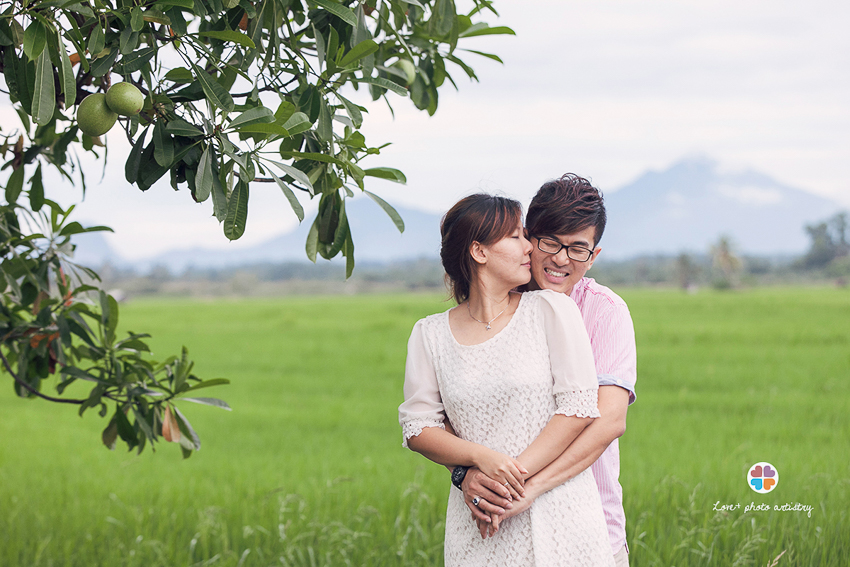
[530,235,595,263]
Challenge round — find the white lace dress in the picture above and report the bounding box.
[399,290,615,567]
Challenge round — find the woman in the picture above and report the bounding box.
[399,194,614,566]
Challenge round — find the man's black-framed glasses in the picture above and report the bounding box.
[533,236,595,262]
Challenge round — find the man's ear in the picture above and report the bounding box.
[470,241,487,265]
[587,247,602,270]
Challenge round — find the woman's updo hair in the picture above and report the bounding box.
[440,194,523,304]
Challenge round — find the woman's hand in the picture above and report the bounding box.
[473,447,528,496]
[475,492,536,538]
[462,467,519,524]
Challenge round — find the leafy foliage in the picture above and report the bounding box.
[0,0,512,453]
[0,200,231,456]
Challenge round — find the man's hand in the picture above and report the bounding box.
[476,490,535,538]
[461,467,520,523]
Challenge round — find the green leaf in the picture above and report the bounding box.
[0,18,15,46]
[173,407,201,451]
[325,26,339,72]
[3,48,20,102]
[180,397,232,410]
[279,151,344,166]
[266,160,314,191]
[458,25,516,38]
[165,118,203,137]
[180,378,230,393]
[32,50,55,126]
[236,123,290,137]
[344,232,354,278]
[281,112,311,135]
[102,416,118,450]
[223,179,248,240]
[192,65,235,113]
[365,190,404,233]
[312,23,325,72]
[29,163,44,212]
[153,121,174,167]
[119,27,139,55]
[317,98,332,143]
[131,7,145,32]
[461,48,503,63]
[88,23,104,56]
[357,76,408,97]
[268,169,304,221]
[309,0,357,27]
[155,0,194,9]
[116,407,136,447]
[6,167,25,204]
[121,46,156,74]
[228,106,275,129]
[142,9,171,25]
[211,159,228,222]
[58,43,76,104]
[305,217,319,262]
[338,38,378,68]
[363,167,407,184]
[199,30,256,49]
[194,145,213,202]
[429,0,456,37]
[90,47,118,77]
[23,21,47,60]
[164,67,194,82]
[125,128,148,183]
[337,93,363,128]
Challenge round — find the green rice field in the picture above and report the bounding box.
[1,287,848,566]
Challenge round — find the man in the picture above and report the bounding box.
[451,173,637,567]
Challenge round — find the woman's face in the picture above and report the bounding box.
[477,221,533,289]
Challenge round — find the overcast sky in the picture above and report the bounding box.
[3,0,849,260]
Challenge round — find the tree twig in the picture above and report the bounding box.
[0,348,86,404]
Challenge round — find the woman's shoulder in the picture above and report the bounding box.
[523,289,579,309]
[411,306,452,336]
[522,289,582,323]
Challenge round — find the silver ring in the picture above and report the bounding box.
[504,482,510,487]
[472,496,481,506]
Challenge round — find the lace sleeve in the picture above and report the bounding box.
[399,320,446,448]
[554,389,601,418]
[537,290,599,413]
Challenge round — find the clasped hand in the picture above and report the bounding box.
[462,462,535,539]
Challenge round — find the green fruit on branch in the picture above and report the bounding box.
[392,59,417,85]
[76,94,118,137]
[105,82,145,116]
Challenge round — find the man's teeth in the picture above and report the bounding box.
[545,268,566,277]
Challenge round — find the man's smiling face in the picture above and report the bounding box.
[527,226,601,295]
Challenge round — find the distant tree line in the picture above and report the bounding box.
[91,211,850,296]
[799,212,849,270]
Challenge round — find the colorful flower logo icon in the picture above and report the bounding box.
[748,462,779,493]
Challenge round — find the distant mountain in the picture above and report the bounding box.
[600,157,843,259]
[135,198,443,272]
[69,230,122,268]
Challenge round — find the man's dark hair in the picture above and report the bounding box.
[526,173,607,247]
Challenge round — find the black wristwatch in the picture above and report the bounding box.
[451,465,469,489]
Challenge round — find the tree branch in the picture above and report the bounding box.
[0,348,87,404]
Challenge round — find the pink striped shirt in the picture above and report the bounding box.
[569,277,637,554]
